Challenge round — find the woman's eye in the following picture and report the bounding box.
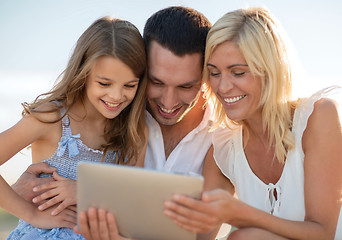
[233,72,245,76]
[232,69,249,77]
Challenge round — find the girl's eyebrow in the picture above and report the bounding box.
[96,75,139,83]
[207,63,248,69]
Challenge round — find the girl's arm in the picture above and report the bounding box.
[0,114,76,228]
[164,98,342,240]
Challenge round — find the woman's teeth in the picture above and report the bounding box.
[224,95,245,103]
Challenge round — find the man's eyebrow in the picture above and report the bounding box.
[149,74,163,83]
[179,78,202,86]
[207,63,248,69]
[149,73,201,86]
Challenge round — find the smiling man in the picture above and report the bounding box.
[143,7,213,175]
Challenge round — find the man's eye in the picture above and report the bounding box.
[150,79,162,85]
[180,85,192,89]
[209,72,220,77]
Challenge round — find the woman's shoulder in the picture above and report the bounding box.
[211,126,241,182]
[294,86,341,129]
[307,97,340,131]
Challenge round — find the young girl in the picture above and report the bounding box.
[1,16,147,239]
[164,7,342,240]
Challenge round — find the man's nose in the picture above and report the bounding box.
[161,88,178,110]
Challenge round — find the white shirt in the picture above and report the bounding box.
[144,106,213,175]
[213,86,342,239]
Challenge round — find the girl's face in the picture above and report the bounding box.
[85,56,139,120]
[207,41,262,122]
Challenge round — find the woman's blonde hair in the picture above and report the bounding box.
[204,7,295,163]
[23,17,147,165]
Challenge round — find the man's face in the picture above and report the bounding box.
[146,41,203,126]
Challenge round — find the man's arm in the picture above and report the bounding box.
[12,162,56,203]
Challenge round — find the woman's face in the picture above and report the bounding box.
[84,56,139,120]
[207,41,262,122]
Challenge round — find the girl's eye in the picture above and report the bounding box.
[125,84,138,88]
[98,82,110,86]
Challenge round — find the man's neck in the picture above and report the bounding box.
[160,95,206,159]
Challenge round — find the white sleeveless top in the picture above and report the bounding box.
[213,86,342,239]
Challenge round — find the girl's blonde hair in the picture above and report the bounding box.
[204,8,295,163]
[23,17,147,165]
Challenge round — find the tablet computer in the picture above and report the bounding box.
[77,162,204,240]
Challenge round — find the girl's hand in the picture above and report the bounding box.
[74,208,133,240]
[164,189,237,233]
[32,172,77,216]
[30,203,77,229]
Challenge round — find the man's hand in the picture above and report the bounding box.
[12,162,56,202]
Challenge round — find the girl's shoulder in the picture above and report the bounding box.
[25,101,64,123]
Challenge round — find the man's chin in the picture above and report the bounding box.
[154,114,180,126]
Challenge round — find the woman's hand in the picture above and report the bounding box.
[32,172,77,216]
[74,208,133,240]
[164,189,238,233]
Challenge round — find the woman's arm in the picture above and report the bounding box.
[301,98,342,238]
[164,98,342,239]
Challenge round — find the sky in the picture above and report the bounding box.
[0,0,341,184]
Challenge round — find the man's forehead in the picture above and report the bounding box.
[148,70,202,87]
[147,42,203,86]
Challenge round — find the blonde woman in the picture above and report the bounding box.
[1,17,147,239]
[164,8,342,239]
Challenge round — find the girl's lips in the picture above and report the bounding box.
[102,100,122,111]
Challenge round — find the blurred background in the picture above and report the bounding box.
[0,0,341,238]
